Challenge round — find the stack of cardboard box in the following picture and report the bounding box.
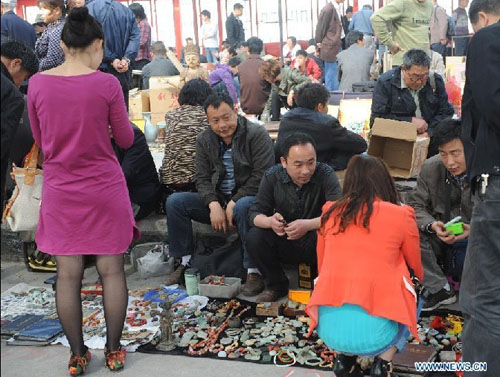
[128,75,181,127]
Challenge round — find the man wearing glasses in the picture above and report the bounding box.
[370,49,454,155]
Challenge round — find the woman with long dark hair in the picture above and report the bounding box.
[28,6,136,375]
[306,155,423,377]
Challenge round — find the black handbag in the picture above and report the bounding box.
[191,232,246,280]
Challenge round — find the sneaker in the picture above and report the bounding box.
[164,264,187,286]
[422,287,457,311]
[241,273,265,296]
[68,346,91,376]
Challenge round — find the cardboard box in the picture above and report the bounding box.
[128,89,149,119]
[368,118,430,179]
[150,112,166,127]
[149,86,180,126]
[149,75,180,90]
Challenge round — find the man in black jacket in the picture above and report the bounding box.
[459,1,500,375]
[341,6,353,49]
[247,133,342,302]
[1,40,38,211]
[165,93,274,286]
[225,3,245,48]
[276,83,367,171]
[370,49,454,142]
[112,123,161,221]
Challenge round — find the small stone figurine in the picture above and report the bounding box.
[179,46,209,89]
[156,299,176,351]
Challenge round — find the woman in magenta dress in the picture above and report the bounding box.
[27,7,136,376]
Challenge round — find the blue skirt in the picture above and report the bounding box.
[317,303,407,356]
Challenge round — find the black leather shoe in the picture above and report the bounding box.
[371,357,398,377]
[333,354,364,377]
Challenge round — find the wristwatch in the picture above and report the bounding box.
[425,222,436,234]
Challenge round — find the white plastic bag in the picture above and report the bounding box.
[136,245,174,278]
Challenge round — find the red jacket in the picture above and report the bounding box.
[306,200,424,340]
[292,57,322,80]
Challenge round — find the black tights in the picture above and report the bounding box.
[55,254,128,356]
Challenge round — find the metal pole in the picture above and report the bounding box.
[192,0,200,48]
[278,0,284,65]
[217,0,224,48]
[173,0,183,60]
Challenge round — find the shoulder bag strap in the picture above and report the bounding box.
[23,143,40,185]
[24,143,40,169]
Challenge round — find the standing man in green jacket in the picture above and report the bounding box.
[371,0,433,67]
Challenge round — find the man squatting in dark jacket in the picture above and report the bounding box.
[276,83,367,171]
[246,133,342,302]
[165,93,275,287]
[408,119,472,312]
[112,123,161,221]
[370,49,454,155]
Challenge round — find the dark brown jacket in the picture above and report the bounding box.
[195,116,275,206]
[315,2,342,62]
[238,54,271,115]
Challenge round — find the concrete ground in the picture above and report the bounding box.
[1,260,326,377]
[0,215,458,377]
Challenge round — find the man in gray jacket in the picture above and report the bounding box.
[165,93,274,288]
[408,119,472,311]
[141,42,179,89]
[337,30,375,91]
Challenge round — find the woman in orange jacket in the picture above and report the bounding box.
[306,155,424,377]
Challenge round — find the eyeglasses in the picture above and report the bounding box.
[404,71,429,83]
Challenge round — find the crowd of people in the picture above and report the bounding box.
[1,0,499,376]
